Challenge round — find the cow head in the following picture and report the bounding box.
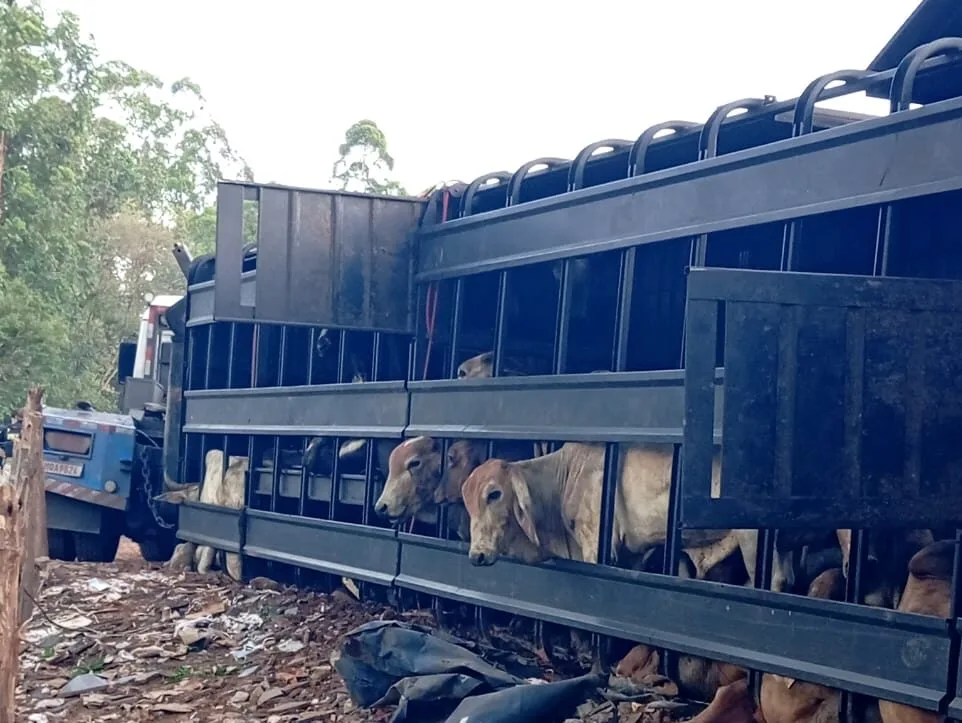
[462,459,540,566]
[436,439,486,505]
[374,437,441,523]
[154,484,201,505]
[457,351,493,379]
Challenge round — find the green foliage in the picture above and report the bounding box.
[0,0,251,411]
[331,119,407,196]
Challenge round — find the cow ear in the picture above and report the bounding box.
[509,471,540,548]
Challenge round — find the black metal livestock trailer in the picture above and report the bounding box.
[170,4,962,717]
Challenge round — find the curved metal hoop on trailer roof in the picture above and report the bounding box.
[793,70,872,136]
[460,172,512,218]
[697,97,775,161]
[890,37,962,112]
[567,139,632,191]
[781,71,872,273]
[628,121,700,177]
[507,157,570,206]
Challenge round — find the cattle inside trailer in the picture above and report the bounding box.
[170,7,962,721]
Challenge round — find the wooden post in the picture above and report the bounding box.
[19,388,47,620]
[0,387,44,723]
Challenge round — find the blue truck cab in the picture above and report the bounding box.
[42,406,136,562]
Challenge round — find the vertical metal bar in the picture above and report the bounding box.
[270,437,281,513]
[553,262,572,375]
[486,272,509,461]
[448,280,465,377]
[204,326,215,390]
[226,323,237,389]
[299,436,310,517]
[246,436,256,508]
[612,249,635,372]
[492,272,508,377]
[362,438,377,526]
[371,332,382,382]
[337,330,348,383]
[278,326,289,387]
[329,436,341,520]
[307,328,316,384]
[411,285,425,383]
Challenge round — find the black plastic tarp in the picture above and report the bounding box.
[333,620,603,723]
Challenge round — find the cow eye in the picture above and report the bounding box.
[457,368,467,378]
[486,489,502,504]
[407,458,421,470]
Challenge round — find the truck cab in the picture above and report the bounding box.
[42,294,184,562]
[43,407,136,561]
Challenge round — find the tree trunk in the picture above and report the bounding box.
[0,130,6,223]
[0,387,45,723]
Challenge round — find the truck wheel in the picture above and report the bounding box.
[48,530,76,561]
[74,532,121,563]
[138,535,177,563]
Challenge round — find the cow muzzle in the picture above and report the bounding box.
[468,548,498,567]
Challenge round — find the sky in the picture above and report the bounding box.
[44,0,922,195]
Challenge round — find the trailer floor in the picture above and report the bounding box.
[15,539,686,723]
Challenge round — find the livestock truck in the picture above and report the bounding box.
[42,246,194,562]
[164,1,962,717]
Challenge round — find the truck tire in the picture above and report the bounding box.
[138,535,177,563]
[48,530,76,561]
[74,531,121,563]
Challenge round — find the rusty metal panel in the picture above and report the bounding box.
[225,182,422,333]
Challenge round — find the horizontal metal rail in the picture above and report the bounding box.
[408,370,722,443]
[176,501,954,710]
[176,502,244,553]
[182,371,723,444]
[416,97,962,280]
[183,381,408,437]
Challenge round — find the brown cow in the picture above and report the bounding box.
[878,539,954,723]
[616,549,748,703]
[460,442,767,587]
[836,529,934,608]
[372,436,447,527]
[690,565,891,723]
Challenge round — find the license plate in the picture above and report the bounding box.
[44,460,84,478]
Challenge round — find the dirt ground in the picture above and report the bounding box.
[16,539,690,723]
[17,538,391,723]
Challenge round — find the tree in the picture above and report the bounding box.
[0,1,252,410]
[331,119,407,196]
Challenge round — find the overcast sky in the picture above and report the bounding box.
[45,0,920,194]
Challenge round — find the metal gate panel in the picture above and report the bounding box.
[213,184,254,322]
[416,98,962,281]
[243,510,397,586]
[408,371,722,443]
[239,183,421,332]
[396,534,951,708]
[183,381,407,437]
[683,267,962,529]
[176,502,244,553]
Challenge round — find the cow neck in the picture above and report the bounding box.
[514,448,571,559]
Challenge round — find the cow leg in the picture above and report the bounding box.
[225,552,242,581]
[770,547,795,593]
[689,678,756,723]
[734,530,760,588]
[689,533,742,581]
[196,544,215,574]
[836,529,852,577]
[167,542,196,571]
